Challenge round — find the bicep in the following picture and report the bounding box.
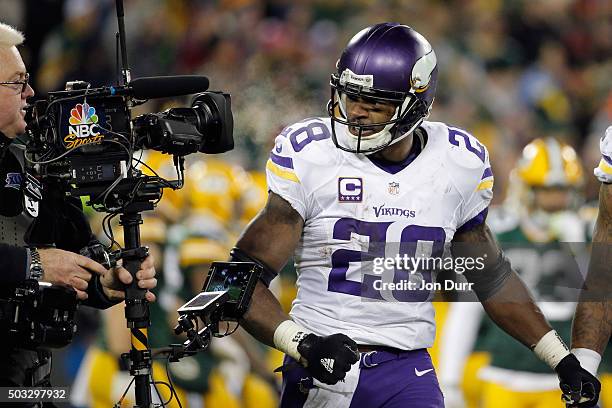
[572,184,612,352]
[593,183,612,244]
[236,191,304,272]
[452,221,500,267]
[582,183,612,298]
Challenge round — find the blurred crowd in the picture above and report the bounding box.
[2,0,612,406]
[2,0,612,200]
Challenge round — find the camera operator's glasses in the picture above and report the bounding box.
[0,72,30,94]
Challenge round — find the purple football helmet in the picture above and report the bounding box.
[328,23,438,154]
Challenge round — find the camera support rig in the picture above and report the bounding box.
[150,292,229,365]
[109,5,157,405]
[119,204,153,407]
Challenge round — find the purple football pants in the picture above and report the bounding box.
[280,348,444,408]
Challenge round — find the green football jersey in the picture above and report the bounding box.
[479,208,587,373]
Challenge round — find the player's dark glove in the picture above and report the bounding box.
[555,354,601,407]
[297,333,359,385]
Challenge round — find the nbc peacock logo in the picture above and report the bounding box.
[64,102,104,149]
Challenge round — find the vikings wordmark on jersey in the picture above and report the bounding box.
[266,116,493,351]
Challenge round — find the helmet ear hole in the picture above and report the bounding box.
[397,122,414,135]
[396,99,426,134]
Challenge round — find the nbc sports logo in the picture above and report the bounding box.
[338,177,362,202]
[64,103,104,149]
[68,103,100,138]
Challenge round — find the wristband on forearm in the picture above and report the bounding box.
[273,320,312,362]
[532,330,570,369]
[572,348,602,376]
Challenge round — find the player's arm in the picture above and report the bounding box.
[234,191,304,347]
[453,222,601,406]
[452,222,551,346]
[572,183,612,372]
[233,192,359,384]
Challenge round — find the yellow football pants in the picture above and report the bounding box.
[481,381,564,408]
[462,352,491,408]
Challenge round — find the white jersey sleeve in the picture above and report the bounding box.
[265,118,333,220]
[594,126,612,183]
[445,126,494,231]
[266,132,309,220]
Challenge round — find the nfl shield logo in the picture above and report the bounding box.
[388,182,400,195]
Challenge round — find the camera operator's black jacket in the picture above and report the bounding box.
[0,132,120,386]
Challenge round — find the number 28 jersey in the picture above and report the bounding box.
[266,117,493,350]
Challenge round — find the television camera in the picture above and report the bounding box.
[24,76,233,212]
[0,280,78,350]
[15,0,238,406]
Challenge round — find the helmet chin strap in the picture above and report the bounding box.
[347,116,425,155]
[385,117,425,149]
[343,123,392,153]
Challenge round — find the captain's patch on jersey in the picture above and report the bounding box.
[338,177,363,202]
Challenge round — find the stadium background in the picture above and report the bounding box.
[1,0,611,406]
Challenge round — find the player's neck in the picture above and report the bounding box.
[373,133,414,163]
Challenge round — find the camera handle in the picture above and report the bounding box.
[119,210,153,407]
[151,318,215,362]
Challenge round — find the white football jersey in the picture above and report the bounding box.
[594,126,612,183]
[266,117,493,350]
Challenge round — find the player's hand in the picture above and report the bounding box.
[39,247,108,300]
[99,255,157,302]
[297,333,359,385]
[555,354,601,407]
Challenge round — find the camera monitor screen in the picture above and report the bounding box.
[205,266,250,301]
[202,262,261,320]
[177,290,228,314]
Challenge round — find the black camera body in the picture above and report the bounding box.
[133,92,233,156]
[0,280,78,349]
[25,79,233,210]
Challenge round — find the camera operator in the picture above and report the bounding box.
[0,21,157,390]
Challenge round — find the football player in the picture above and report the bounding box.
[231,23,599,407]
[572,126,612,404]
[186,158,247,231]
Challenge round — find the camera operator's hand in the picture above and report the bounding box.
[297,333,360,385]
[99,254,157,302]
[38,248,108,300]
